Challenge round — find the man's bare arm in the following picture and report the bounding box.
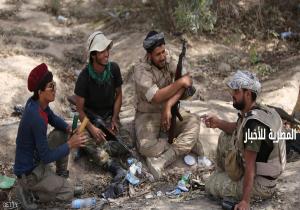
[161,88,185,131]
[203,115,237,134]
[112,87,122,119]
[111,87,122,132]
[234,150,257,210]
[152,75,192,104]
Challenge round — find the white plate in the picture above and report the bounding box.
[184,155,196,166]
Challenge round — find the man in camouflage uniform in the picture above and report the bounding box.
[293,86,300,119]
[133,31,203,179]
[74,31,132,197]
[203,70,286,210]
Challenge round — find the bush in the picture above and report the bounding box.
[174,0,217,33]
[45,0,61,15]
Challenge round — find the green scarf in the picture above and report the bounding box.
[88,62,112,84]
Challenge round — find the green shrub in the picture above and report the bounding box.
[174,0,216,33]
[255,63,276,78]
[45,0,61,15]
[249,45,261,65]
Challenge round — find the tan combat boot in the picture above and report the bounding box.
[146,148,176,180]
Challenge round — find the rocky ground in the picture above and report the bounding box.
[0,0,299,209]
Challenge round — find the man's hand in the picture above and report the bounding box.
[67,132,88,149]
[201,114,220,129]
[179,74,192,88]
[90,124,106,142]
[110,116,119,134]
[66,125,72,134]
[234,200,250,210]
[161,103,172,131]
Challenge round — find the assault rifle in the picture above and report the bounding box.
[67,95,132,156]
[168,39,196,144]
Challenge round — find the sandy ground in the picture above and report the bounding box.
[0,0,299,209]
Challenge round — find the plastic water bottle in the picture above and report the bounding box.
[126,172,140,185]
[126,157,142,185]
[127,157,142,175]
[281,31,294,39]
[177,171,191,192]
[198,156,212,167]
[182,171,191,183]
[280,31,299,40]
[129,162,142,175]
[72,112,79,132]
[127,157,137,165]
[71,197,96,209]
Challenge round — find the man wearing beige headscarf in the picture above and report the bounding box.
[203,70,286,210]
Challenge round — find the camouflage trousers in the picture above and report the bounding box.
[83,117,132,167]
[17,130,73,202]
[205,132,277,200]
[135,110,203,157]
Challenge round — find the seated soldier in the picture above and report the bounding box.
[133,31,203,179]
[203,70,286,210]
[74,31,132,198]
[14,63,87,209]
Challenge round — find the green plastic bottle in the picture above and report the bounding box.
[72,112,79,133]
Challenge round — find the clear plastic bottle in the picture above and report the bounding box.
[129,162,142,175]
[177,171,191,192]
[181,171,191,183]
[71,197,96,209]
[127,157,137,165]
[126,157,142,185]
[126,172,140,185]
[198,156,212,167]
[71,112,79,132]
[280,31,299,40]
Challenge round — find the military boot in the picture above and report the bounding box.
[146,148,176,180]
[15,179,37,210]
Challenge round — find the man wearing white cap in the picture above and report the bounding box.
[74,31,131,198]
[203,70,286,210]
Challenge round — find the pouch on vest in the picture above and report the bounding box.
[225,148,244,181]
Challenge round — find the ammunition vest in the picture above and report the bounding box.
[235,104,286,178]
